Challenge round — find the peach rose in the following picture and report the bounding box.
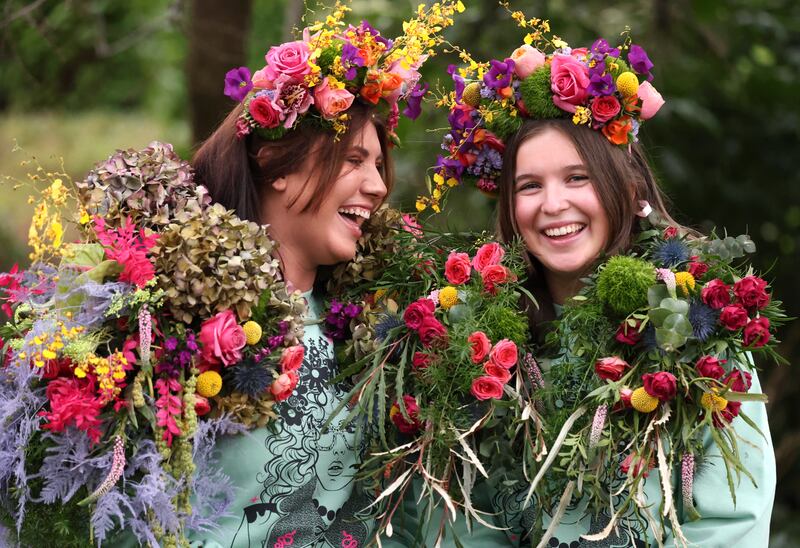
[510,45,545,79]
[313,77,355,119]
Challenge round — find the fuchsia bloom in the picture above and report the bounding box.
[40,377,105,444]
[93,216,158,288]
[155,377,183,446]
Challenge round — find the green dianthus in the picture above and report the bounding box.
[520,67,564,120]
[317,42,343,73]
[595,255,656,317]
[485,106,523,140]
[482,305,528,345]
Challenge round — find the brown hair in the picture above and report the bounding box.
[496,118,681,325]
[192,101,395,223]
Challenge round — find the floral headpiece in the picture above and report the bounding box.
[418,15,665,212]
[224,1,465,141]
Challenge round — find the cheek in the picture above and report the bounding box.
[513,197,538,234]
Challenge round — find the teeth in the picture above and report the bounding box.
[544,223,584,237]
[337,207,371,220]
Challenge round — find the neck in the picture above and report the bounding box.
[544,271,584,306]
[275,242,317,293]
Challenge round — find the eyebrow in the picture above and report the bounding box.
[350,146,383,163]
[515,163,587,181]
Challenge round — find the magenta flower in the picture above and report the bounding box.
[224,66,253,102]
[483,59,515,90]
[402,81,428,120]
[628,45,654,81]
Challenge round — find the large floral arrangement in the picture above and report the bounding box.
[225,0,465,141]
[521,209,787,546]
[0,142,306,547]
[323,223,542,543]
[418,9,665,212]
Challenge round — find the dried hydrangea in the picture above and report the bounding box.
[152,202,279,323]
[76,141,210,228]
[212,392,278,429]
[267,283,306,347]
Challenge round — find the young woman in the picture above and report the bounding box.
[494,118,776,546]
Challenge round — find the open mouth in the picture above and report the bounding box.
[337,206,370,228]
[542,223,586,240]
[327,460,344,477]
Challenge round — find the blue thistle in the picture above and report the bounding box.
[689,300,718,342]
[229,363,273,397]
[375,314,404,341]
[653,240,690,268]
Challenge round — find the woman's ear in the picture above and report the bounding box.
[271,177,288,192]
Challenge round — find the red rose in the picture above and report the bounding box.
[489,339,518,369]
[642,371,677,401]
[444,251,472,285]
[390,395,421,434]
[719,304,749,331]
[472,242,506,273]
[619,387,633,408]
[695,356,726,380]
[724,369,752,392]
[713,400,742,428]
[403,298,435,330]
[733,276,770,311]
[614,320,642,345]
[663,226,679,239]
[590,95,621,124]
[280,345,305,373]
[468,331,491,364]
[194,395,211,417]
[484,362,512,383]
[199,310,247,367]
[270,371,299,402]
[687,256,709,279]
[412,352,432,370]
[701,279,731,309]
[418,317,448,348]
[595,356,629,382]
[481,264,512,294]
[470,375,505,401]
[620,453,652,477]
[248,95,284,128]
[743,317,771,348]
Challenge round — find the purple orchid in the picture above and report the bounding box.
[402,81,429,120]
[341,42,365,80]
[447,64,466,102]
[360,20,393,49]
[628,44,654,80]
[483,59,516,90]
[223,67,253,102]
[589,72,615,96]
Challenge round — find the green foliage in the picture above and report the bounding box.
[480,304,528,345]
[484,106,522,140]
[317,41,344,74]
[596,255,656,316]
[520,67,563,119]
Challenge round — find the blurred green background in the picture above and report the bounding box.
[1,0,798,544]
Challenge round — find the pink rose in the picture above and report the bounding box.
[701,279,731,309]
[619,387,633,408]
[444,251,472,285]
[249,95,284,128]
[472,242,506,273]
[590,95,621,124]
[468,331,492,363]
[724,369,752,392]
[270,371,299,401]
[594,356,629,382]
[199,310,247,367]
[470,375,505,401]
[642,371,677,401]
[743,317,771,348]
[719,304,748,331]
[733,276,770,311]
[313,77,355,119]
[489,339,518,369]
[663,226,679,239]
[418,317,448,348]
[510,45,545,79]
[280,345,305,373]
[481,264,512,295]
[403,298,435,330]
[484,362,512,384]
[614,320,642,345]
[251,67,272,89]
[264,40,311,83]
[549,54,590,113]
[412,352,432,370]
[390,395,421,434]
[637,81,664,120]
[695,356,726,380]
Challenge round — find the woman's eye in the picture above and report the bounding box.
[568,175,589,183]
[516,182,540,192]
[347,157,363,166]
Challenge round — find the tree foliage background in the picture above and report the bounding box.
[1,0,798,544]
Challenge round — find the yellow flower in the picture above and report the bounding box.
[616,72,639,97]
[197,370,223,398]
[675,271,696,296]
[701,392,728,412]
[374,289,388,302]
[572,106,591,125]
[242,321,262,345]
[438,286,459,309]
[631,387,659,413]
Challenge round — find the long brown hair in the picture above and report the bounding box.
[192,101,395,223]
[497,118,681,325]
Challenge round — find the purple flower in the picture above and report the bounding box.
[447,64,465,102]
[341,42,365,80]
[628,44,654,81]
[483,59,516,90]
[402,82,429,120]
[589,72,615,96]
[164,337,178,352]
[590,38,619,61]
[436,155,465,179]
[329,299,343,315]
[360,20,393,49]
[344,303,362,318]
[224,67,253,102]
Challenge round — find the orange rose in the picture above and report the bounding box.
[360,81,382,104]
[602,116,633,145]
[381,72,404,94]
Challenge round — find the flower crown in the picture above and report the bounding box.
[418,19,665,213]
[224,1,465,142]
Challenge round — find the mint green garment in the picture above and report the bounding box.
[491,368,775,547]
[187,291,374,548]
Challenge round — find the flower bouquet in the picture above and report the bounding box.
[0,142,306,547]
[323,224,543,541]
[524,210,788,545]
